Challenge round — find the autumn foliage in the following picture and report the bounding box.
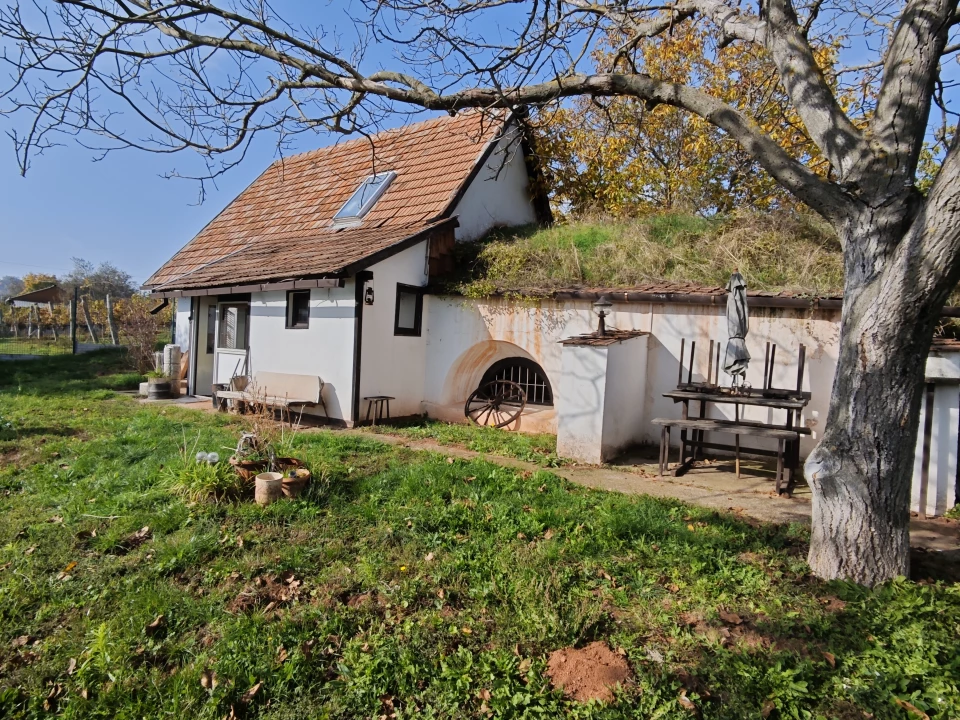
[534,25,849,217]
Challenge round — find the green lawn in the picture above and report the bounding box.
[360,418,564,467]
[1,353,958,719]
[0,337,74,356]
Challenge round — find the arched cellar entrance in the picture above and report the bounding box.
[433,340,558,433]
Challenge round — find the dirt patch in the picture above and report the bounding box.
[545,641,633,703]
[227,572,302,614]
[910,547,960,583]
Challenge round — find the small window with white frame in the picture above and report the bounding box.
[286,290,310,329]
[333,171,396,225]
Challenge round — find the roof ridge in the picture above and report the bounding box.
[266,109,506,169]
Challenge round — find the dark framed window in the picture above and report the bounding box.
[286,290,311,329]
[480,357,554,406]
[217,303,249,350]
[394,283,424,336]
[205,304,217,354]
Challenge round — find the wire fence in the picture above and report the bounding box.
[1,294,174,359]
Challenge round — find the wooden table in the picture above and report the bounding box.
[654,388,810,495]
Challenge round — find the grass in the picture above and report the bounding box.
[2,353,959,719]
[0,337,75,356]
[452,211,844,298]
[360,418,564,467]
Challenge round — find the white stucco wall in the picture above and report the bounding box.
[174,299,192,352]
[245,282,357,422]
[556,336,649,463]
[358,241,430,419]
[450,128,538,242]
[603,336,649,457]
[424,295,841,457]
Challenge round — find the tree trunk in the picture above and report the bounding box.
[805,211,948,585]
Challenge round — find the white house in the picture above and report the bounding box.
[146,111,958,516]
[146,111,549,424]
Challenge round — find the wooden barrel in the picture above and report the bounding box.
[254,472,284,505]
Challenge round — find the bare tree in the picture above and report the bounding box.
[2,0,959,585]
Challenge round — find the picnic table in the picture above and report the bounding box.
[652,386,810,496]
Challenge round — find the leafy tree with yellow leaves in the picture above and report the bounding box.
[536,24,848,217]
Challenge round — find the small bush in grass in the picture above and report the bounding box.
[0,413,15,441]
[163,441,243,502]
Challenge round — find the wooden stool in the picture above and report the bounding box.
[364,395,395,425]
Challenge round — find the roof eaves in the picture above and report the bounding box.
[338,217,460,277]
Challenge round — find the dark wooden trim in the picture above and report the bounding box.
[351,271,373,424]
[285,289,311,329]
[338,218,459,277]
[188,296,200,396]
[394,283,425,337]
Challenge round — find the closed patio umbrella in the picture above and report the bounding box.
[723,271,750,386]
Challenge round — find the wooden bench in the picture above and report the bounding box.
[651,417,803,495]
[215,371,326,426]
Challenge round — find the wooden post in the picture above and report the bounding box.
[70,288,78,354]
[767,344,777,390]
[763,342,770,390]
[707,340,714,387]
[106,294,120,345]
[687,341,696,385]
[47,302,58,341]
[796,344,806,395]
[80,295,99,344]
[715,342,721,385]
[677,338,685,387]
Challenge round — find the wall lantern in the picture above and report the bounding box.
[364,285,375,305]
[593,295,612,336]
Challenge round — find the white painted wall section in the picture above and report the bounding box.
[451,127,538,242]
[246,282,356,422]
[359,241,429,419]
[911,349,960,516]
[556,335,648,463]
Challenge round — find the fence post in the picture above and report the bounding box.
[47,302,58,341]
[70,287,78,354]
[106,294,120,345]
[80,295,99,344]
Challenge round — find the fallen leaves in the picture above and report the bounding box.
[678,689,699,714]
[822,651,836,668]
[893,698,929,719]
[145,615,165,637]
[717,610,743,626]
[241,681,262,704]
[200,668,218,689]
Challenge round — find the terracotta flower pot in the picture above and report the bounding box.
[282,468,311,498]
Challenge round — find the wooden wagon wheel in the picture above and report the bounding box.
[464,380,527,428]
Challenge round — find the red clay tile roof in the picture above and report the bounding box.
[145,111,507,289]
[157,219,454,290]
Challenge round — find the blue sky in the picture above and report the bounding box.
[0,1,950,287]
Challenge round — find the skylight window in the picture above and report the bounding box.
[333,171,396,224]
